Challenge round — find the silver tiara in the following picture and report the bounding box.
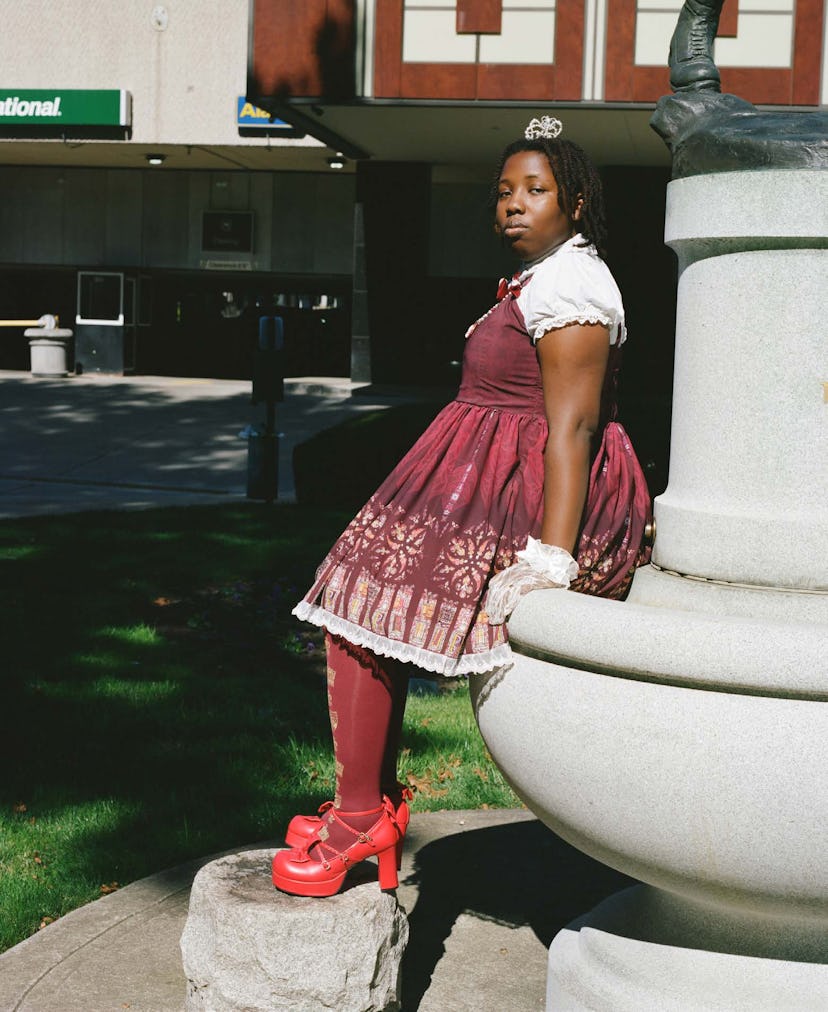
[524,115,563,140]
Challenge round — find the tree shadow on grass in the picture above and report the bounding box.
[0,503,344,947]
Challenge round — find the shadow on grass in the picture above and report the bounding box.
[0,501,513,951]
[0,503,348,947]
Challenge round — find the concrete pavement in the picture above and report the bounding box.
[0,370,415,517]
[0,808,634,1011]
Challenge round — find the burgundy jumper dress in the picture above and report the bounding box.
[293,239,651,676]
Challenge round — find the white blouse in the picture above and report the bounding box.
[515,235,627,347]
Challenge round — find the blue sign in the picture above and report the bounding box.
[236,98,291,129]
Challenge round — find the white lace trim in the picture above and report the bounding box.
[533,308,627,346]
[292,601,514,677]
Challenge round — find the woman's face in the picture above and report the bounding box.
[495,150,579,262]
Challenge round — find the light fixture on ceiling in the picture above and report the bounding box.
[145,153,166,166]
[327,152,345,170]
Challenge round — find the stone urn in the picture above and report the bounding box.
[471,168,828,1009]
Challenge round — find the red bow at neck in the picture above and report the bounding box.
[496,273,523,301]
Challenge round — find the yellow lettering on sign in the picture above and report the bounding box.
[240,102,256,118]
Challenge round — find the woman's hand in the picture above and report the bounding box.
[486,538,578,624]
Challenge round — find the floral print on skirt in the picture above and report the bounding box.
[293,295,651,676]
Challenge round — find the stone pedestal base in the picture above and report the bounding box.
[472,167,828,1011]
[180,849,408,1012]
[471,645,828,1011]
[547,886,828,1011]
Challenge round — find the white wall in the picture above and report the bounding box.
[0,0,256,145]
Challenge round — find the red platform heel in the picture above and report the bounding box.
[285,786,413,870]
[272,802,401,897]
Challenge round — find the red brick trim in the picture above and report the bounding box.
[718,1,739,40]
[400,64,477,99]
[457,0,502,35]
[250,0,356,100]
[375,0,583,100]
[605,0,823,106]
[375,0,404,97]
[791,0,825,105]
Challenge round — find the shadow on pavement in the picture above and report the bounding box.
[400,819,634,1010]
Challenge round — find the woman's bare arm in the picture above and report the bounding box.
[536,322,610,552]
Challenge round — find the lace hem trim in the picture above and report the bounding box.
[533,309,627,346]
[292,601,514,677]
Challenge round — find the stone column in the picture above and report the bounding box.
[652,170,827,591]
[471,167,828,1010]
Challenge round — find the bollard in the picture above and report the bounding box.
[246,315,284,501]
[18,316,73,377]
[246,429,279,501]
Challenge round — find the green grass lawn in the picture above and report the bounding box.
[0,503,518,953]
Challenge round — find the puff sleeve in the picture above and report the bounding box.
[520,241,627,346]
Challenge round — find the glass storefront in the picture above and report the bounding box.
[0,265,351,379]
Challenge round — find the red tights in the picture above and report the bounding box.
[316,634,409,854]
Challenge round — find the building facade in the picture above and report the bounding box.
[254,0,826,106]
[0,0,824,404]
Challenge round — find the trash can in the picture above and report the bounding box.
[26,327,73,377]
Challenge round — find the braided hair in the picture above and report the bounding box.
[489,137,608,260]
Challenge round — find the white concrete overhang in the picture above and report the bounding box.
[0,103,671,177]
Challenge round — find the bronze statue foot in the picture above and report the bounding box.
[668,0,724,92]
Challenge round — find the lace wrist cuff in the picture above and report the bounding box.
[515,537,579,587]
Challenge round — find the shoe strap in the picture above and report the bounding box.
[329,803,388,838]
[313,804,391,869]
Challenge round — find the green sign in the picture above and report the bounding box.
[0,89,131,126]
